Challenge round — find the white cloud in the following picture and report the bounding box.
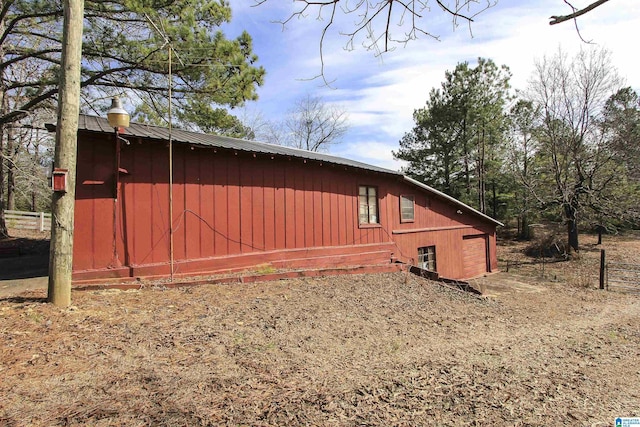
[335,141,407,171]
[230,0,640,169]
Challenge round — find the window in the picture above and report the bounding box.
[359,185,378,224]
[418,246,436,272]
[400,195,415,222]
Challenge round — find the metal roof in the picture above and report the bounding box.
[49,114,502,227]
[66,114,401,176]
[403,176,504,227]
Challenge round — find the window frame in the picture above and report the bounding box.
[418,246,437,272]
[399,194,415,223]
[358,185,380,227]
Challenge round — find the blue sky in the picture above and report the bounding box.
[223,0,640,171]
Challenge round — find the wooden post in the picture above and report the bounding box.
[39,212,45,232]
[48,0,84,307]
[599,249,605,290]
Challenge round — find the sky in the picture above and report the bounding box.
[223,0,640,171]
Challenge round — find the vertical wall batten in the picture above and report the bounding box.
[200,149,214,258]
[263,161,275,251]
[294,166,305,248]
[186,148,200,259]
[284,164,295,249]
[240,158,253,253]
[133,143,153,264]
[313,171,322,247]
[252,166,265,252]
[321,175,331,246]
[330,178,338,246]
[303,169,313,248]
[213,156,227,256]
[227,156,240,254]
[274,163,286,249]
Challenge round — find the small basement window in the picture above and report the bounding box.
[418,246,436,272]
[400,195,415,222]
[359,185,379,224]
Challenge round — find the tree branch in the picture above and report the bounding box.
[549,0,610,25]
[258,0,495,85]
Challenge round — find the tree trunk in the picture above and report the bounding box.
[31,139,39,211]
[492,181,496,218]
[48,0,84,307]
[0,3,8,239]
[0,123,7,239]
[462,116,471,199]
[520,213,531,240]
[443,149,451,195]
[6,125,15,210]
[564,203,579,253]
[477,125,486,213]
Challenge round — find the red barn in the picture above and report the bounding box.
[56,115,501,283]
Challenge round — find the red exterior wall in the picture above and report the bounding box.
[72,132,498,281]
[383,184,498,279]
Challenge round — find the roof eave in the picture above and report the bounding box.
[49,115,402,177]
[403,176,504,227]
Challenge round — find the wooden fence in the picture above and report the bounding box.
[4,210,51,232]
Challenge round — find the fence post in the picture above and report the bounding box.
[39,212,45,232]
[599,249,605,290]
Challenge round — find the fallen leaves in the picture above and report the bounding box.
[1,235,640,425]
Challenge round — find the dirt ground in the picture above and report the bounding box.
[1,232,640,426]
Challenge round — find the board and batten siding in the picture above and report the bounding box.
[386,183,497,279]
[73,132,498,280]
[73,134,394,275]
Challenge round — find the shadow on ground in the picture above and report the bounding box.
[0,236,49,296]
[0,295,48,304]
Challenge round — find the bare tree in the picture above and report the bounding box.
[283,94,349,152]
[255,0,496,82]
[507,99,541,240]
[8,118,53,212]
[526,47,623,253]
[254,0,614,83]
[254,119,288,146]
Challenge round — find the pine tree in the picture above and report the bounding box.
[0,0,266,237]
[394,58,511,214]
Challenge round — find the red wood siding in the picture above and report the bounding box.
[462,235,489,279]
[386,181,497,279]
[72,133,499,281]
[73,134,117,271]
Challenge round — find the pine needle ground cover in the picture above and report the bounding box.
[1,236,639,426]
